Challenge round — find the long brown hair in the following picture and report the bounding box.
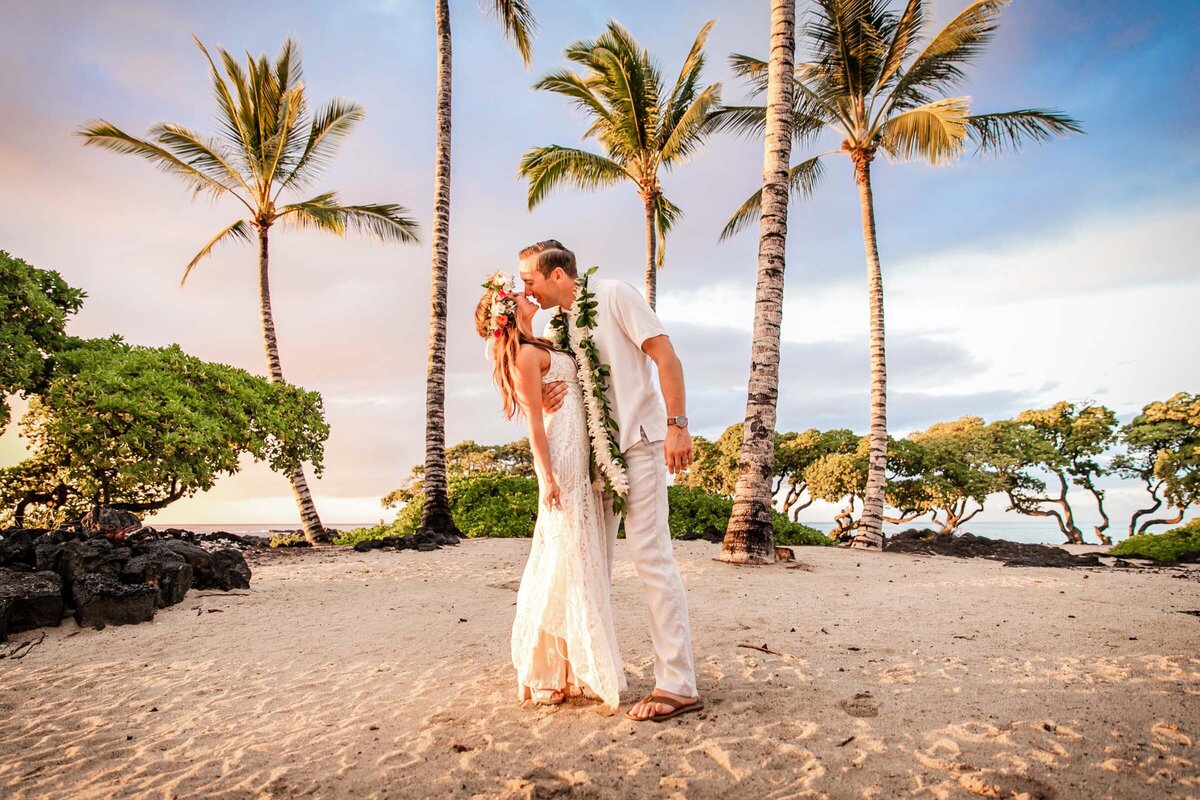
[475,292,556,419]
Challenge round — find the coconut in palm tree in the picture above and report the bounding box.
[79,36,420,544]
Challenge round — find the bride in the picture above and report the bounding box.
[474,271,626,712]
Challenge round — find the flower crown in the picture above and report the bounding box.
[481,270,518,339]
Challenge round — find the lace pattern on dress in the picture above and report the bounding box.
[510,349,626,710]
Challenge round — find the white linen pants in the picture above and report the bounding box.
[600,434,697,697]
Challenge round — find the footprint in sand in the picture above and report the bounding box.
[839,693,879,718]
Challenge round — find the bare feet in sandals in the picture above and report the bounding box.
[626,688,703,722]
[530,689,566,706]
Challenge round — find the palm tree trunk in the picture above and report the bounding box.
[643,193,657,310]
[719,0,795,565]
[257,224,326,544]
[850,154,888,551]
[420,0,460,537]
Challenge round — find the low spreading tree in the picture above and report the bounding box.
[988,402,1118,544]
[887,417,1003,532]
[0,337,328,527]
[0,251,85,433]
[1114,392,1200,535]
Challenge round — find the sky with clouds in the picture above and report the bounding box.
[1,0,1197,531]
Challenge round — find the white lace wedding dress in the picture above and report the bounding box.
[511,348,627,711]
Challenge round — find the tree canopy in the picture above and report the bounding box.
[1,337,329,526]
[0,250,86,434]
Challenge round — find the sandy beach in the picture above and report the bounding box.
[2,539,1198,799]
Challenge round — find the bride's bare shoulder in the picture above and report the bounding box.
[517,343,552,374]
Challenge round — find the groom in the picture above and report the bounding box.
[518,239,702,722]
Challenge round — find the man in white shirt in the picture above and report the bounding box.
[519,239,702,722]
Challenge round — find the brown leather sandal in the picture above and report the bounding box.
[625,692,705,722]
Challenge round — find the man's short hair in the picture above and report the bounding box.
[519,239,577,279]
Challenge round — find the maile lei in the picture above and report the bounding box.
[549,267,628,514]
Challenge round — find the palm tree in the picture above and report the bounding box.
[420,0,537,540]
[717,0,796,565]
[79,37,419,545]
[710,0,1081,549]
[518,19,722,309]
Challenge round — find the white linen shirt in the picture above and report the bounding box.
[546,278,668,453]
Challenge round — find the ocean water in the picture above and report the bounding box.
[800,520,1109,546]
[153,520,1103,546]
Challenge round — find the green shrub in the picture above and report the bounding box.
[268,532,307,548]
[449,475,539,538]
[666,485,830,546]
[1109,519,1200,563]
[333,522,396,547]
[772,515,830,547]
[667,485,733,534]
[339,479,830,547]
[336,475,538,544]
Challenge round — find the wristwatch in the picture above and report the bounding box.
[667,415,689,428]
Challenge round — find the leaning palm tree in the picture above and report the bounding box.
[710,0,1081,549]
[518,19,722,309]
[718,0,797,565]
[419,0,537,540]
[79,37,419,545]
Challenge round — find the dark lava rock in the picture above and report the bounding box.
[207,549,251,590]
[60,539,129,592]
[72,573,156,628]
[0,529,40,568]
[122,551,194,608]
[884,529,1101,568]
[81,506,142,533]
[416,542,438,552]
[354,539,385,552]
[679,525,723,543]
[142,539,211,577]
[35,538,66,573]
[0,568,65,639]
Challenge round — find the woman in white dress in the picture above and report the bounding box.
[474,271,626,712]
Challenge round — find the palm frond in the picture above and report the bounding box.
[590,43,655,155]
[659,82,722,165]
[878,96,970,164]
[76,120,247,204]
[150,123,252,195]
[335,203,420,243]
[654,194,682,267]
[890,0,1008,110]
[517,146,630,209]
[193,36,256,174]
[875,0,924,92]
[488,0,538,67]
[182,219,253,285]
[277,98,364,193]
[707,102,830,145]
[279,192,419,243]
[661,20,716,139]
[806,0,890,109]
[218,46,262,173]
[966,109,1083,155]
[533,69,613,126]
[719,156,826,241]
[728,53,770,99]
